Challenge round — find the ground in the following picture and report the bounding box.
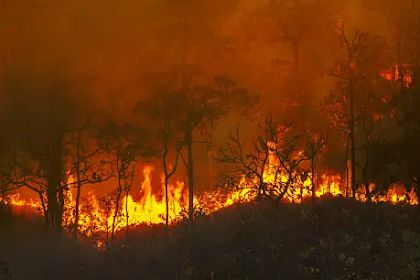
[1,196,420,280]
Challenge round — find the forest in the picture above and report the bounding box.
[1,0,420,279]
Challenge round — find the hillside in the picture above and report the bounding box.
[1,197,420,280]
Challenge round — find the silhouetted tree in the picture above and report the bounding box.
[6,82,81,230]
[303,129,327,206]
[66,117,113,241]
[100,121,154,244]
[216,114,308,205]
[140,69,257,225]
[135,85,184,233]
[322,21,390,199]
[390,70,420,206]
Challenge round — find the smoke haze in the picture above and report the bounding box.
[0,0,400,196]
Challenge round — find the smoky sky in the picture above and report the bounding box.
[0,0,399,197]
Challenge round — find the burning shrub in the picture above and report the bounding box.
[216,114,325,205]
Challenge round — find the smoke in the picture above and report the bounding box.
[0,0,403,196]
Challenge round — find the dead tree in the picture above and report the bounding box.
[0,150,21,212]
[323,18,390,199]
[354,110,383,202]
[100,121,154,245]
[66,119,113,241]
[216,114,308,205]
[160,118,183,232]
[303,130,327,207]
[333,22,360,199]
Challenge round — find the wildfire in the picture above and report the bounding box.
[380,63,413,85]
[5,143,418,236]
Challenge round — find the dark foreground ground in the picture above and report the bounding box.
[1,196,420,280]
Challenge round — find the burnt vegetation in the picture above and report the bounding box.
[1,0,420,279]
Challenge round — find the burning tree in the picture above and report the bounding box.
[321,20,391,200]
[4,82,82,230]
[66,117,113,240]
[138,68,257,224]
[0,151,20,215]
[134,83,185,232]
[1,72,116,231]
[216,114,311,205]
[303,129,327,206]
[99,120,155,244]
[390,73,420,206]
[379,2,420,206]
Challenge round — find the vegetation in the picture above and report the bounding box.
[2,198,420,280]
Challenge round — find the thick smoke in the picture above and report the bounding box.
[0,0,398,196]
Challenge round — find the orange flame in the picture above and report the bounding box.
[6,150,418,236]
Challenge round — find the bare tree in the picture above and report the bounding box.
[100,121,154,245]
[354,95,387,202]
[303,129,327,207]
[1,74,90,230]
[135,84,184,233]
[332,22,359,199]
[161,124,183,232]
[216,114,308,206]
[0,150,20,212]
[66,118,113,241]
[322,19,390,199]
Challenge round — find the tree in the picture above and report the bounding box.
[100,121,155,244]
[361,0,419,86]
[66,117,113,241]
[238,0,338,132]
[264,0,337,80]
[135,85,184,233]
[13,89,80,230]
[390,70,420,206]
[322,21,390,199]
[142,0,257,225]
[381,2,420,206]
[216,114,308,205]
[139,69,257,225]
[353,91,390,202]
[0,151,20,214]
[303,129,327,206]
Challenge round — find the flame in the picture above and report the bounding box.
[380,63,413,85]
[5,144,418,237]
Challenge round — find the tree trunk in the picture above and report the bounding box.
[311,156,316,208]
[349,80,357,199]
[186,126,194,225]
[48,138,65,231]
[362,168,371,202]
[363,145,372,202]
[46,170,64,231]
[73,131,83,241]
[73,183,82,240]
[125,191,129,240]
[38,192,49,225]
[57,185,64,229]
[111,186,122,245]
[46,184,57,229]
[111,156,123,246]
[164,177,170,231]
[162,146,170,233]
